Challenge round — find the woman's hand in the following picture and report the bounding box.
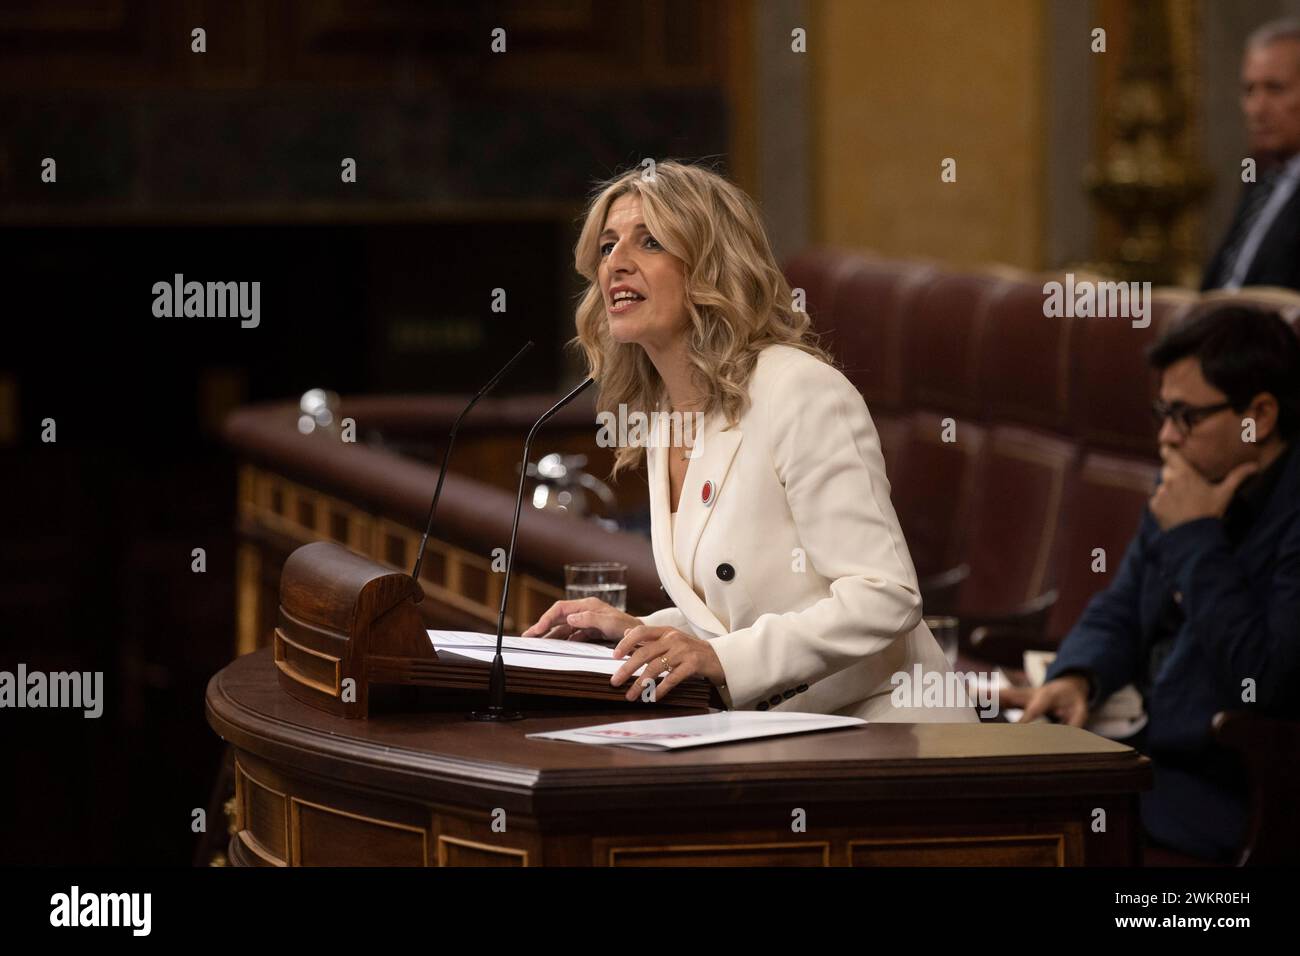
[520,597,640,643]
[610,625,726,702]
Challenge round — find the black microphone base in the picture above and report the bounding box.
[471,651,522,720]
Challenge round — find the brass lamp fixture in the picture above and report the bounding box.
[1083,0,1210,285]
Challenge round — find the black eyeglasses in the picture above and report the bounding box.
[1150,399,1234,435]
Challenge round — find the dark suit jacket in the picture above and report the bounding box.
[1202,177,1300,291]
[1046,443,1300,861]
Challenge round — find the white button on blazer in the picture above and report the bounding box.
[638,343,979,722]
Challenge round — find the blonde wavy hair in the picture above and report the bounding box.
[570,160,831,478]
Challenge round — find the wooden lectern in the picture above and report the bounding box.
[272,541,718,717]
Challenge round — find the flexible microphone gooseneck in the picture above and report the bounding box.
[470,375,596,721]
[410,341,534,585]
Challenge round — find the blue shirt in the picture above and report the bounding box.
[1047,442,1300,860]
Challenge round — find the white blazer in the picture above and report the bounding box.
[637,344,978,722]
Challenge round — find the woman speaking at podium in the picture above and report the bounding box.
[522,160,975,722]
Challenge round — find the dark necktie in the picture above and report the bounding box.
[1214,170,1281,287]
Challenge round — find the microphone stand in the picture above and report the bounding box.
[470,375,596,721]
[411,341,534,585]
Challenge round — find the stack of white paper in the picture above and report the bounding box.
[428,629,649,678]
[526,711,866,751]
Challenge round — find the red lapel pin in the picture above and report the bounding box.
[701,480,714,505]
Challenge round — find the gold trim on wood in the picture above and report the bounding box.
[349,506,374,554]
[234,465,570,637]
[437,835,530,867]
[235,760,290,865]
[607,841,831,866]
[375,517,408,569]
[236,831,289,867]
[273,629,342,697]
[233,753,243,833]
[237,464,258,523]
[277,479,296,523]
[414,536,449,588]
[418,580,499,627]
[235,542,261,657]
[290,797,430,867]
[847,832,1066,866]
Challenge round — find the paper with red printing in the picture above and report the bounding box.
[527,711,865,750]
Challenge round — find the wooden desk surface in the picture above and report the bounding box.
[208,649,1150,865]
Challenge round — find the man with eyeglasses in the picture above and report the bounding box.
[1012,305,1300,862]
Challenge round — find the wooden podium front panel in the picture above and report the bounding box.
[208,649,1150,867]
[436,837,530,867]
[848,834,1068,867]
[588,804,1098,866]
[232,760,289,866]
[292,799,429,867]
[607,841,831,866]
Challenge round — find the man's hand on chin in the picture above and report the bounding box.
[1149,446,1259,531]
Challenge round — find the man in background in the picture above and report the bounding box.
[1014,305,1300,862]
[1202,19,1300,291]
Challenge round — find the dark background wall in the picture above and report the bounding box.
[0,0,738,864]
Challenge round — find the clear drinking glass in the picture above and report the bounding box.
[924,615,959,667]
[564,562,628,611]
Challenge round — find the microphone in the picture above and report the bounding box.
[410,341,534,585]
[470,375,597,721]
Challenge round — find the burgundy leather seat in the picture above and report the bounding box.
[1045,451,1158,643]
[977,276,1076,432]
[782,247,862,331]
[956,425,1079,619]
[781,250,1297,635]
[1069,294,1194,456]
[904,272,1011,421]
[825,257,938,477]
[781,250,1300,865]
[888,411,986,582]
[822,257,936,411]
